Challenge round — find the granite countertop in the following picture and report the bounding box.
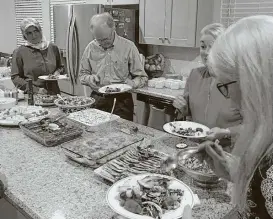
[0,107,233,219]
[133,87,184,101]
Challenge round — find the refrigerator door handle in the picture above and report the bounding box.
[73,18,79,85]
[66,7,75,95]
[69,16,76,94]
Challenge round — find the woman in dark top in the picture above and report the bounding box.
[11,18,64,95]
[183,15,273,219]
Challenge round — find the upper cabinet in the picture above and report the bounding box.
[86,0,139,5]
[139,0,166,45]
[139,0,214,47]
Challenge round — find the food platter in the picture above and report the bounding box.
[0,98,16,110]
[98,84,132,94]
[177,148,220,185]
[68,108,120,127]
[0,106,50,126]
[163,121,210,138]
[94,145,169,182]
[38,75,68,81]
[54,96,95,113]
[107,174,195,219]
[19,118,83,147]
[34,95,58,107]
[62,130,143,168]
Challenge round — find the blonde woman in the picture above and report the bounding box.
[173,23,242,144]
[184,15,273,218]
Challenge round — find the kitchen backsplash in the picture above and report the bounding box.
[147,45,204,79]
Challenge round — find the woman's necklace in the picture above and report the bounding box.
[205,77,215,122]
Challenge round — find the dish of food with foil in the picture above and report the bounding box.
[107,174,195,219]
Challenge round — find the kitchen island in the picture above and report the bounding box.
[0,106,233,219]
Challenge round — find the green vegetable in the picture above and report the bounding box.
[124,199,142,214]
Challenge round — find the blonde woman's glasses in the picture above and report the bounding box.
[217,81,237,98]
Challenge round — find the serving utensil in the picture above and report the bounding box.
[109,98,117,132]
[160,155,177,175]
[57,94,66,104]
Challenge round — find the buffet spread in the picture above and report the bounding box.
[0,93,229,219]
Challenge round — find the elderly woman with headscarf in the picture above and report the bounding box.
[173,23,242,146]
[183,15,273,219]
[11,18,64,95]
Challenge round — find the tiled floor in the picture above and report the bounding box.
[0,199,26,219]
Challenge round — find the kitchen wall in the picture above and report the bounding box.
[147,0,221,78]
[0,0,17,54]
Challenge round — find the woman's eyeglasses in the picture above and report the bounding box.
[217,81,237,98]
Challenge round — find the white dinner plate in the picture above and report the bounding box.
[107,173,195,219]
[38,75,68,81]
[98,84,132,94]
[163,121,210,138]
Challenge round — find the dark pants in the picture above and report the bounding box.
[45,81,60,95]
[91,91,134,121]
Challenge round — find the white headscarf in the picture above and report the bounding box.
[20,18,49,50]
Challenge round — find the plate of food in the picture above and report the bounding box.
[98,84,132,94]
[38,74,68,81]
[107,174,196,219]
[163,121,210,138]
[0,106,50,126]
[34,95,58,107]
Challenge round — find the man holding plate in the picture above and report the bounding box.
[79,12,148,121]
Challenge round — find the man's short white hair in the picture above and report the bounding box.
[90,12,115,30]
[201,23,226,40]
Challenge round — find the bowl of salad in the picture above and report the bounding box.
[54,96,95,113]
[177,147,220,185]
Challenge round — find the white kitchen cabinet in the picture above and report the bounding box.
[86,0,139,5]
[165,0,198,47]
[139,0,214,47]
[139,0,166,45]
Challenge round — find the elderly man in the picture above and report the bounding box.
[79,12,148,121]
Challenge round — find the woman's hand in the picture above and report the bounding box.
[206,127,230,141]
[173,95,187,112]
[53,70,60,77]
[198,140,231,180]
[88,75,100,90]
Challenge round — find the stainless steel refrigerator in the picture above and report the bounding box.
[53,4,138,96]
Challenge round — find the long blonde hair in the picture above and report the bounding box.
[209,15,273,211]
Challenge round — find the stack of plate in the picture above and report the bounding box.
[148,78,185,89]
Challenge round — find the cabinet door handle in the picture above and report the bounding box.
[159,37,164,43]
[165,38,170,43]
